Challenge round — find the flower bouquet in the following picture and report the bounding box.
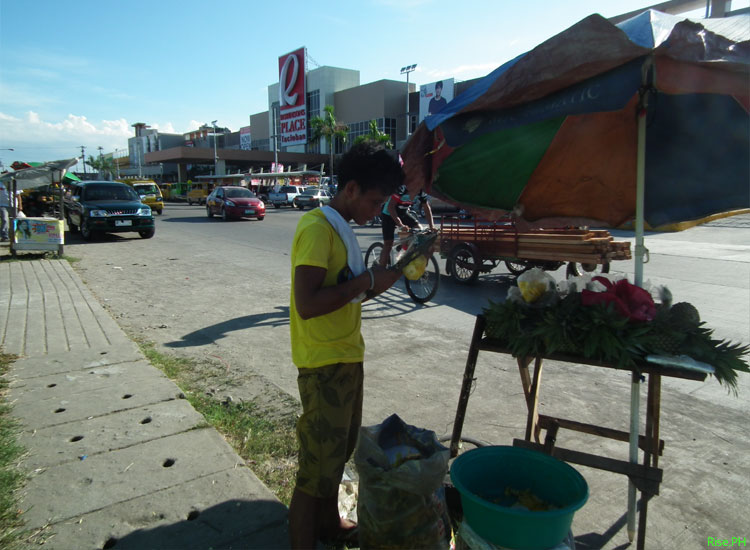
[483,269,749,393]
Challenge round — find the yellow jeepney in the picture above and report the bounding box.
[118,179,165,214]
[187,181,214,205]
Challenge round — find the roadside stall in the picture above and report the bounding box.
[0,158,78,257]
[401,10,749,550]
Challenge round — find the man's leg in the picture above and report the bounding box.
[0,207,8,240]
[288,488,320,549]
[379,240,393,267]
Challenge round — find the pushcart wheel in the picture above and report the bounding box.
[364,242,384,269]
[405,254,440,304]
[504,260,529,276]
[566,261,610,278]
[450,244,480,284]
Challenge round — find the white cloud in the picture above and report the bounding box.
[0,111,133,166]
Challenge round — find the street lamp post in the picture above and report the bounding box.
[211,120,218,175]
[400,64,417,138]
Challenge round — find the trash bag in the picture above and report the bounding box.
[354,413,451,549]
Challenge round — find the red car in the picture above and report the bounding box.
[206,186,265,221]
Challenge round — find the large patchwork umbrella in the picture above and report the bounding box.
[402,10,749,541]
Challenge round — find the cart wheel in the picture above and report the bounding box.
[405,254,440,304]
[450,244,480,284]
[504,260,529,276]
[566,261,610,278]
[364,242,385,270]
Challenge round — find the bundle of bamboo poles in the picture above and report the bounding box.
[440,220,631,265]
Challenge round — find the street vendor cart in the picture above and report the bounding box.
[439,215,631,283]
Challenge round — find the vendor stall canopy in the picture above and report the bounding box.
[0,159,79,190]
[403,10,750,230]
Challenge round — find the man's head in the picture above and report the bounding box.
[335,141,403,225]
[435,81,443,98]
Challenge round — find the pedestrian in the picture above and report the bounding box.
[288,141,404,549]
[0,180,10,241]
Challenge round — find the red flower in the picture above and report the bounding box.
[581,277,656,322]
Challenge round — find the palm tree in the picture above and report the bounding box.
[354,120,393,149]
[86,154,117,180]
[310,105,348,178]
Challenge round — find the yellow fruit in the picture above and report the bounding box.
[403,255,427,280]
[518,281,547,303]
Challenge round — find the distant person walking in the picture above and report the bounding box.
[0,181,10,241]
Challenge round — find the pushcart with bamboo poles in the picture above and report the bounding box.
[439,214,632,284]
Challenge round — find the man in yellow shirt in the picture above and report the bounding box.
[288,142,403,549]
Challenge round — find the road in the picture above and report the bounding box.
[62,203,750,549]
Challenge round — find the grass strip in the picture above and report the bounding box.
[0,351,25,550]
[137,341,299,506]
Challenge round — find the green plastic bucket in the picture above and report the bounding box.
[450,446,588,550]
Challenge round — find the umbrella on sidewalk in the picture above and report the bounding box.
[402,9,749,543]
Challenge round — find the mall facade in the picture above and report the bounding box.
[128,61,478,182]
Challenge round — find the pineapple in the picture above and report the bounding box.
[669,302,701,331]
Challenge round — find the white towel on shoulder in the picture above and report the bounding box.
[321,205,366,303]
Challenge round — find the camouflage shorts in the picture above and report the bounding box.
[295,362,363,498]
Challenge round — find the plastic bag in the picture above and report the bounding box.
[509,268,558,308]
[354,414,451,549]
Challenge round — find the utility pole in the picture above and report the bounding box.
[80,145,87,174]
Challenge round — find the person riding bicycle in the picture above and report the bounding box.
[379,184,435,267]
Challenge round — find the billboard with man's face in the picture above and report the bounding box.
[419,78,455,123]
[278,47,307,147]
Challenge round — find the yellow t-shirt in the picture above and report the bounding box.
[290,209,365,368]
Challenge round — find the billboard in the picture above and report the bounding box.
[240,126,252,150]
[13,218,64,251]
[278,47,307,147]
[419,78,455,123]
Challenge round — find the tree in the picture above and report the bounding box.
[86,154,117,180]
[309,105,348,178]
[353,119,393,149]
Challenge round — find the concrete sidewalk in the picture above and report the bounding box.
[1,253,289,549]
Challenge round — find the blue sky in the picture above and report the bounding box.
[0,0,714,171]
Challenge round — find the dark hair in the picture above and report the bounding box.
[435,81,443,90]
[336,141,403,197]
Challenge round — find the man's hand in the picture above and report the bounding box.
[370,264,402,295]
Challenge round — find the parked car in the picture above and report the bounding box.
[268,185,305,208]
[206,186,265,221]
[64,181,155,240]
[293,188,333,210]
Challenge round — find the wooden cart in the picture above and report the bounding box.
[439,215,632,284]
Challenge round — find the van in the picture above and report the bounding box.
[187,182,213,205]
[118,180,164,215]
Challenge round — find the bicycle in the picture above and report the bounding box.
[363,227,440,304]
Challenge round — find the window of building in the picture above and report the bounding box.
[306,90,320,153]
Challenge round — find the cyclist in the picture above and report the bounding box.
[378,184,435,267]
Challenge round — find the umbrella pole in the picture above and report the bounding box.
[628,59,651,543]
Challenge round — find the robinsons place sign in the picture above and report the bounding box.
[278,47,307,147]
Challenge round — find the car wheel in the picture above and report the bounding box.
[273,203,281,209]
[297,204,304,210]
[80,220,95,241]
[206,205,213,218]
[139,228,155,239]
[157,209,163,215]
[188,198,193,205]
[221,207,230,221]
[257,215,265,221]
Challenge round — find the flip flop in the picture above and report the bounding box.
[319,523,359,548]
